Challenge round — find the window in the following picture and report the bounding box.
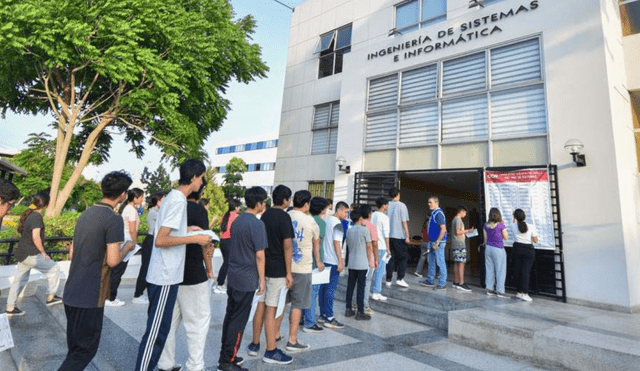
[316,25,352,78]
[262,163,275,171]
[218,166,226,173]
[308,181,334,200]
[365,38,546,150]
[620,0,640,36]
[265,139,278,148]
[312,102,340,154]
[395,0,446,34]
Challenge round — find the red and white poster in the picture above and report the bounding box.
[484,169,555,250]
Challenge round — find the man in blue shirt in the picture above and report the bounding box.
[421,196,448,290]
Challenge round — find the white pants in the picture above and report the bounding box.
[6,254,60,307]
[158,281,211,371]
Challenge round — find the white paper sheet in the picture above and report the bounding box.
[122,243,142,262]
[275,287,289,319]
[0,314,14,352]
[312,268,330,285]
[248,292,264,322]
[382,252,392,264]
[186,229,220,242]
[465,229,478,238]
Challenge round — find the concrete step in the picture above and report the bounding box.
[448,299,640,371]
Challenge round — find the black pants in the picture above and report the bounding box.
[219,287,254,365]
[109,260,128,301]
[346,269,367,313]
[512,242,535,293]
[386,238,409,281]
[58,305,104,371]
[134,235,153,297]
[217,239,230,286]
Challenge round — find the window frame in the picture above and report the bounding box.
[394,0,447,34]
[308,181,335,200]
[311,101,340,155]
[317,24,352,79]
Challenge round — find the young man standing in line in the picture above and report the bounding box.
[344,209,373,320]
[359,204,378,314]
[385,188,411,288]
[371,197,390,302]
[248,185,294,365]
[286,190,322,351]
[218,187,268,371]
[59,171,136,370]
[452,206,473,292]
[421,196,448,290]
[135,159,212,371]
[0,178,19,219]
[318,201,348,329]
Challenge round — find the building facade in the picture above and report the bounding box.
[211,133,278,196]
[274,0,640,311]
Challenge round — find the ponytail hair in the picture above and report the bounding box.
[221,198,241,233]
[118,188,144,214]
[147,192,165,210]
[513,208,528,233]
[18,193,50,234]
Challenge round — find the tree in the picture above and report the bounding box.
[0,0,268,216]
[222,157,247,200]
[200,166,227,229]
[140,164,172,198]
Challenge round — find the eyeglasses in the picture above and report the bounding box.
[2,201,16,209]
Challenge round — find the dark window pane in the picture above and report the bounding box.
[217,148,223,154]
[621,1,640,36]
[336,25,352,49]
[257,141,266,149]
[335,49,349,74]
[319,54,335,78]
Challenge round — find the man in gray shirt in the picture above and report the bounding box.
[344,209,373,320]
[385,188,411,288]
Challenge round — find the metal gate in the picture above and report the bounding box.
[353,171,399,205]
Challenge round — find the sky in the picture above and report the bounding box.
[0,0,307,183]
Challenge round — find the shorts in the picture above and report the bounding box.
[261,277,287,307]
[288,273,312,310]
[453,248,467,263]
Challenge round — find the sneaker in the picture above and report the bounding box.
[414,271,423,277]
[395,279,409,288]
[517,293,533,302]
[435,284,446,290]
[159,366,181,371]
[364,307,374,315]
[486,289,496,296]
[352,303,357,311]
[344,308,356,317]
[323,318,345,329]
[263,348,293,365]
[275,335,283,342]
[302,324,324,333]
[385,280,392,287]
[217,362,247,371]
[213,285,226,294]
[522,294,533,302]
[5,308,25,316]
[496,292,508,298]
[355,312,371,321]
[247,342,260,356]
[420,280,435,287]
[317,314,327,324]
[46,295,63,306]
[132,295,149,305]
[286,340,310,352]
[234,357,244,366]
[371,293,388,302]
[457,283,472,292]
[105,298,125,307]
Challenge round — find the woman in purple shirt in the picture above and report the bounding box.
[483,208,509,297]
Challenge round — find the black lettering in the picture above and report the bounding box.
[406,41,411,49]
[438,30,447,38]
[435,42,442,50]
[425,45,434,53]
[490,25,502,35]
[394,55,399,62]
[412,39,418,47]
[474,19,481,27]
[482,15,490,24]
[443,39,454,48]
[423,35,432,42]
[461,23,468,32]
[448,27,454,35]
[530,0,538,9]
[409,50,417,58]
[417,48,423,55]
[455,35,467,44]
[500,9,514,19]
[491,13,498,22]
[481,28,489,36]
[516,5,528,14]
[369,52,377,59]
[387,47,393,54]
[380,49,386,56]
[393,45,401,53]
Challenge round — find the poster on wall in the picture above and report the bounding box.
[484,169,555,250]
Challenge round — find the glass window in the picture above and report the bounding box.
[422,0,446,24]
[317,24,352,79]
[396,0,419,29]
[257,141,266,149]
[216,147,223,155]
[236,144,245,152]
[335,25,352,50]
[621,0,640,36]
[312,102,340,154]
[219,166,226,173]
[395,0,446,33]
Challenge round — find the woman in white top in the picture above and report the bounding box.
[133,191,165,304]
[106,188,144,307]
[511,209,538,302]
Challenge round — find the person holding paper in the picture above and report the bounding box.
[247,185,293,365]
[452,206,474,292]
[286,190,321,352]
[359,204,378,315]
[217,186,268,371]
[344,209,374,320]
[133,192,165,305]
[135,159,212,371]
[58,171,136,371]
[371,197,390,302]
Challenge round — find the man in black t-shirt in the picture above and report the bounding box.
[58,171,136,371]
[247,185,294,365]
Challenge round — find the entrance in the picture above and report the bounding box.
[353,166,566,301]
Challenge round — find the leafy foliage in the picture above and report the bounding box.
[222,157,247,200]
[201,166,227,229]
[141,164,172,198]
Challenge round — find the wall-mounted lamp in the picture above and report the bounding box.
[335,156,350,174]
[469,0,485,9]
[388,28,402,37]
[564,138,586,167]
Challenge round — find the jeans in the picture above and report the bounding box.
[512,242,535,293]
[414,243,430,275]
[217,239,230,286]
[427,241,447,286]
[7,254,60,307]
[363,267,375,308]
[319,263,340,320]
[303,284,321,327]
[485,244,507,294]
[109,260,128,301]
[371,250,388,294]
[345,269,367,314]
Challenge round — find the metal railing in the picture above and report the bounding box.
[0,236,73,265]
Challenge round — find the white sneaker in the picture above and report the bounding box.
[413,271,423,277]
[371,293,388,302]
[385,281,392,287]
[517,293,533,302]
[132,295,149,305]
[105,298,125,307]
[395,279,409,288]
[213,285,226,294]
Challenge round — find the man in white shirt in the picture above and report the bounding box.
[371,197,390,301]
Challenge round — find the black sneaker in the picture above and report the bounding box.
[344,308,356,317]
[420,280,435,287]
[247,342,260,356]
[217,362,247,371]
[46,295,63,306]
[159,366,181,371]
[234,357,244,366]
[286,340,310,352]
[6,308,25,316]
[435,284,446,290]
[457,283,472,292]
[302,324,323,333]
[355,312,371,321]
[263,348,293,365]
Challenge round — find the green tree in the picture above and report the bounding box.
[222,157,247,200]
[200,166,227,229]
[140,164,172,198]
[0,0,268,216]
